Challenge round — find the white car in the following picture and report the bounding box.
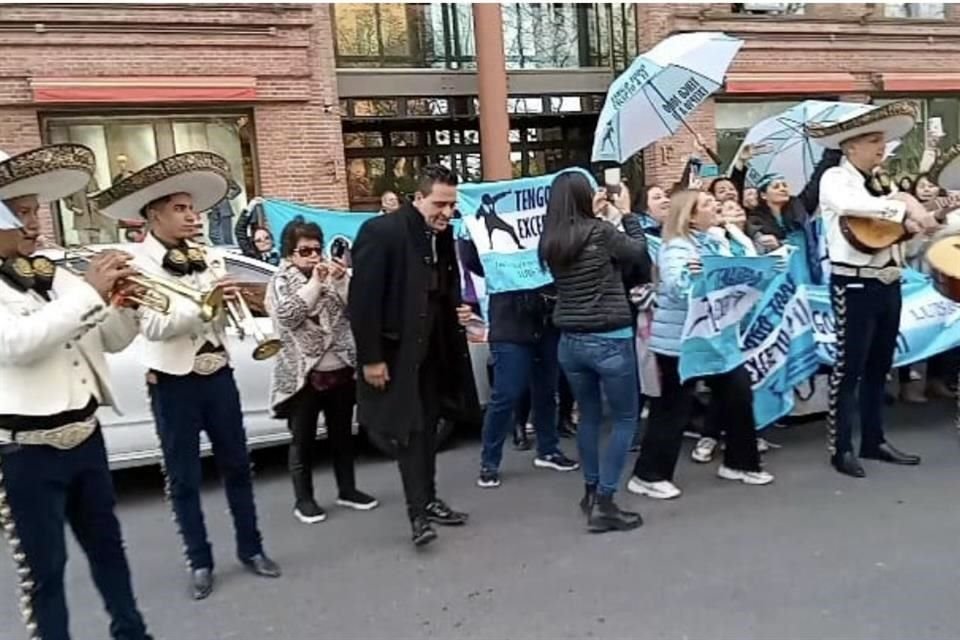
[45,248,490,468]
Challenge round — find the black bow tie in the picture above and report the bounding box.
[163,246,208,276]
[0,256,56,298]
[864,170,893,197]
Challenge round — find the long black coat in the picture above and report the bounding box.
[348,204,479,445]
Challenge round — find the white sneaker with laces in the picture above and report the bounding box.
[627,477,682,500]
[691,437,718,463]
[717,465,774,486]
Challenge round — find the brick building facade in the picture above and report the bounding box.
[0,3,957,240]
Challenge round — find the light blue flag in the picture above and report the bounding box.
[457,168,596,294]
[741,250,820,428]
[261,199,375,260]
[679,254,781,382]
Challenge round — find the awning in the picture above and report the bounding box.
[724,72,862,95]
[30,76,257,103]
[880,73,960,92]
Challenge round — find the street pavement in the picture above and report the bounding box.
[0,400,958,640]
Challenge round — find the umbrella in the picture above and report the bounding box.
[592,32,744,164]
[731,100,877,192]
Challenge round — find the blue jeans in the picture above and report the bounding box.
[480,330,562,472]
[559,332,638,495]
[149,368,263,570]
[0,429,151,640]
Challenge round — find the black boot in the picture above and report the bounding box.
[579,484,597,517]
[411,516,437,547]
[588,493,642,533]
[513,423,531,451]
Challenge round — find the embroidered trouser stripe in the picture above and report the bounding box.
[826,283,846,457]
[0,461,40,640]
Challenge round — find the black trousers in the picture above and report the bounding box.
[0,430,151,640]
[634,355,761,482]
[287,380,357,503]
[396,362,440,521]
[828,275,901,456]
[514,369,574,426]
[149,368,263,570]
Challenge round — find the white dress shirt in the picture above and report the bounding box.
[129,233,231,376]
[818,159,908,267]
[0,268,138,416]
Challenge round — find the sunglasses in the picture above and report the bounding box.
[295,246,322,257]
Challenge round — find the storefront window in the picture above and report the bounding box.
[341,94,601,208]
[44,112,254,246]
[333,3,636,71]
[884,3,945,18]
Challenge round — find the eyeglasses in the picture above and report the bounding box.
[295,246,321,257]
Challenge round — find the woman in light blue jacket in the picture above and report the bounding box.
[627,189,774,501]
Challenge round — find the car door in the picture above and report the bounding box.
[219,255,292,449]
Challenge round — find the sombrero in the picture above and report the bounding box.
[0,144,96,204]
[806,101,919,150]
[929,143,960,190]
[93,151,231,220]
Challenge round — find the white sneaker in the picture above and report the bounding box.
[717,465,774,486]
[757,437,781,453]
[691,437,718,463]
[627,477,682,500]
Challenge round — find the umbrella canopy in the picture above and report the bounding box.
[592,32,743,164]
[731,101,878,193]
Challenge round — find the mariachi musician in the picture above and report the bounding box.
[808,101,940,478]
[92,153,280,601]
[0,144,153,639]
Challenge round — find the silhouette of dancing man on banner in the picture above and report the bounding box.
[475,190,522,250]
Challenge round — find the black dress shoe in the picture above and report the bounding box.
[411,516,437,547]
[579,484,597,517]
[861,442,921,466]
[558,419,578,439]
[241,553,282,578]
[831,451,865,478]
[190,568,214,600]
[512,424,531,451]
[425,499,468,526]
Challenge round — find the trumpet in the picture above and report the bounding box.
[58,245,224,321]
[224,289,282,361]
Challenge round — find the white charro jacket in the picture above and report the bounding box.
[0,268,138,416]
[130,233,231,376]
[818,158,908,267]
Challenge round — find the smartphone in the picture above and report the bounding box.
[688,156,702,187]
[603,167,621,202]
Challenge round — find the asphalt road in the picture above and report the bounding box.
[0,399,958,640]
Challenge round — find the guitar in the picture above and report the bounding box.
[926,234,960,303]
[839,193,960,254]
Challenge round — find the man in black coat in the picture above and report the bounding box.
[349,165,478,546]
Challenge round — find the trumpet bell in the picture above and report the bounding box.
[252,338,283,361]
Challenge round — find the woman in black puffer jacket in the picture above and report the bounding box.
[539,171,651,533]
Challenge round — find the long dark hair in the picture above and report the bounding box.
[538,171,596,271]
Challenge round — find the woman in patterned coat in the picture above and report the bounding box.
[266,217,378,524]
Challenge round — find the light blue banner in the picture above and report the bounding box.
[457,168,597,294]
[682,250,960,429]
[679,254,781,382]
[741,251,820,427]
[261,199,375,261]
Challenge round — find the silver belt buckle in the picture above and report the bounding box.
[17,418,97,450]
[876,266,901,285]
[193,352,228,376]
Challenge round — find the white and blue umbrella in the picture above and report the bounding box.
[732,100,878,192]
[592,32,744,164]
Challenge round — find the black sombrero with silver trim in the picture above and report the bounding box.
[929,143,960,191]
[92,151,231,220]
[0,144,96,204]
[805,100,919,150]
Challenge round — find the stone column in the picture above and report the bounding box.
[472,3,512,180]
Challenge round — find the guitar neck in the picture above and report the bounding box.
[925,194,960,221]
